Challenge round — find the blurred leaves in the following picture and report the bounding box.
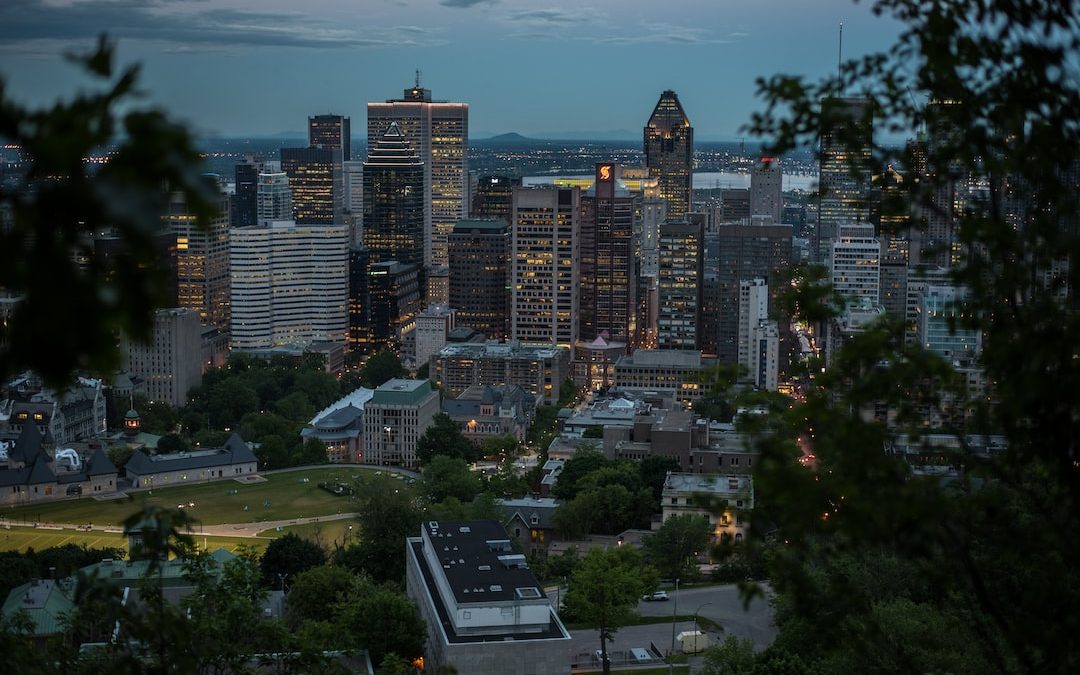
[0,35,215,386]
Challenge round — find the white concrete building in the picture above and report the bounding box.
[405,520,571,675]
[830,223,881,305]
[229,220,348,350]
[737,278,769,376]
[415,304,457,369]
[256,172,292,222]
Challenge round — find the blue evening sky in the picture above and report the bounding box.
[0,0,904,140]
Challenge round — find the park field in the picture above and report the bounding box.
[0,524,267,554]
[0,466,395,530]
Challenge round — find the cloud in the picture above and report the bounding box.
[589,23,737,46]
[440,0,496,8]
[0,0,431,50]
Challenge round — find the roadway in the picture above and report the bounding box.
[635,582,777,650]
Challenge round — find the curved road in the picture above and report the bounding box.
[635,583,777,650]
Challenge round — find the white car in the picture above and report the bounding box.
[642,590,669,601]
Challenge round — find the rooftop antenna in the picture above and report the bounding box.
[837,21,844,81]
[415,69,422,89]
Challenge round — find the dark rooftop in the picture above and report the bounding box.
[423,520,545,606]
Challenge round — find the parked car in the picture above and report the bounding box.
[642,590,669,601]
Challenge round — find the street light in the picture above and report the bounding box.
[669,577,679,673]
[693,602,713,633]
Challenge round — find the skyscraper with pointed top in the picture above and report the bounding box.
[362,121,425,270]
[644,90,694,219]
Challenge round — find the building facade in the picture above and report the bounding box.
[168,188,230,333]
[361,379,439,468]
[432,342,571,405]
[644,90,694,218]
[229,220,349,349]
[124,308,202,407]
[579,163,638,346]
[363,122,426,271]
[817,97,873,262]
[280,146,342,225]
[256,172,292,222]
[448,219,511,341]
[368,83,468,274]
[511,186,580,348]
[657,221,703,350]
[308,114,351,162]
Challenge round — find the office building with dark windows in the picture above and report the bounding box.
[644,90,694,219]
[308,114,351,162]
[280,146,342,225]
[363,261,421,355]
[578,163,638,348]
[167,186,230,333]
[448,219,511,341]
[362,379,439,467]
[363,122,426,271]
[470,175,520,223]
[817,97,873,262]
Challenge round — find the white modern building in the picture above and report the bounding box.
[737,278,769,375]
[830,223,881,305]
[415,304,457,369]
[256,172,292,222]
[229,220,348,349]
[749,320,780,392]
[405,520,571,675]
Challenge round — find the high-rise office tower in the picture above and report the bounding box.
[579,163,638,346]
[737,278,769,375]
[471,175,521,222]
[750,158,783,224]
[308,114,351,162]
[364,261,421,355]
[830,223,881,305]
[817,97,873,262]
[448,219,511,341]
[280,146,342,225]
[644,90,694,219]
[256,172,292,222]
[368,81,468,272]
[167,185,230,333]
[657,221,703,350]
[348,246,370,352]
[362,122,425,271]
[342,160,365,245]
[710,223,793,363]
[511,186,580,347]
[229,219,349,350]
[233,154,264,228]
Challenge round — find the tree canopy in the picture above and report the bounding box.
[730,1,1080,673]
[0,37,216,386]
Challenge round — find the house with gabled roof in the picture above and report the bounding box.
[124,432,258,488]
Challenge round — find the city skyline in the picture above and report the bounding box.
[0,0,903,140]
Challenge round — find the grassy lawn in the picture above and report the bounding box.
[1,466,374,529]
[0,524,268,554]
[259,519,357,549]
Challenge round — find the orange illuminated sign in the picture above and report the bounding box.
[598,164,613,181]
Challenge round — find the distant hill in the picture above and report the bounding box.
[473,132,539,145]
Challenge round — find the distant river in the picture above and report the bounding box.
[523,171,818,192]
